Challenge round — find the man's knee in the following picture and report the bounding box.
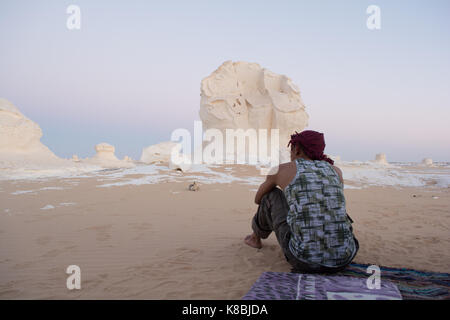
[265,188,289,221]
[262,187,282,198]
[263,187,284,203]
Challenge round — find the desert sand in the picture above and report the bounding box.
[1,63,449,299]
[0,164,449,299]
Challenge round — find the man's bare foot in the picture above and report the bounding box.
[244,233,262,249]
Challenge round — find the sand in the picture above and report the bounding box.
[0,165,449,299]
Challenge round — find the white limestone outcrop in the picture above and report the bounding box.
[374,153,388,165]
[169,153,192,172]
[0,98,63,168]
[421,158,434,167]
[140,141,181,164]
[87,143,135,168]
[199,61,309,164]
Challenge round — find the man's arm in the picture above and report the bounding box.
[254,173,277,205]
[332,165,344,185]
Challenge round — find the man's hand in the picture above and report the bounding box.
[254,174,277,205]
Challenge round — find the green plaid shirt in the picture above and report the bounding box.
[284,158,357,267]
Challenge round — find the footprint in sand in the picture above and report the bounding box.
[41,244,78,258]
[424,237,440,244]
[36,235,52,246]
[85,224,112,241]
[14,261,35,270]
[0,289,22,299]
[42,249,62,258]
[129,222,152,240]
[82,277,105,290]
[156,280,179,288]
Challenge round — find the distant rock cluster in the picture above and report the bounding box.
[0,98,134,170]
[0,62,440,176]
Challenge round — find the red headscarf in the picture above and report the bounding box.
[287,130,334,165]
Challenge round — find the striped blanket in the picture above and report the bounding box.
[243,263,450,300]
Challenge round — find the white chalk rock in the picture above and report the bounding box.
[88,143,134,168]
[169,153,192,172]
[92,143,117,161]
[123,155,133,162]
[199,61,309,164]
[374,153,388,165]
[140,141,181,163]
[0,98,62,168]
[421,158,433,167]
[72,155,80,162]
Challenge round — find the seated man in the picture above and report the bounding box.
[245,130,359,273]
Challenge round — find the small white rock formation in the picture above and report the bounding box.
[72,155,80,162]
[0,98,62,168]
[421,158,433,167]
[123,155,132,162]
[140,141,181,163]
[87,143,134,168]
[92,143,117,161]
[169,153,192,172]
[199,61,309,163]
[374,153,388,165]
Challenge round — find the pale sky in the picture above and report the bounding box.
[1,0,449,161]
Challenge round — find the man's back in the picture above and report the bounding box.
[283,158,357,268]
[276,160,344,190]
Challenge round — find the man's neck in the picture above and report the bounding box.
[292,155,312,161]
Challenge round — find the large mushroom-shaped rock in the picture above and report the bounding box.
[89,143,134,168]
[199,61,309,163]
[92,143,118,161]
